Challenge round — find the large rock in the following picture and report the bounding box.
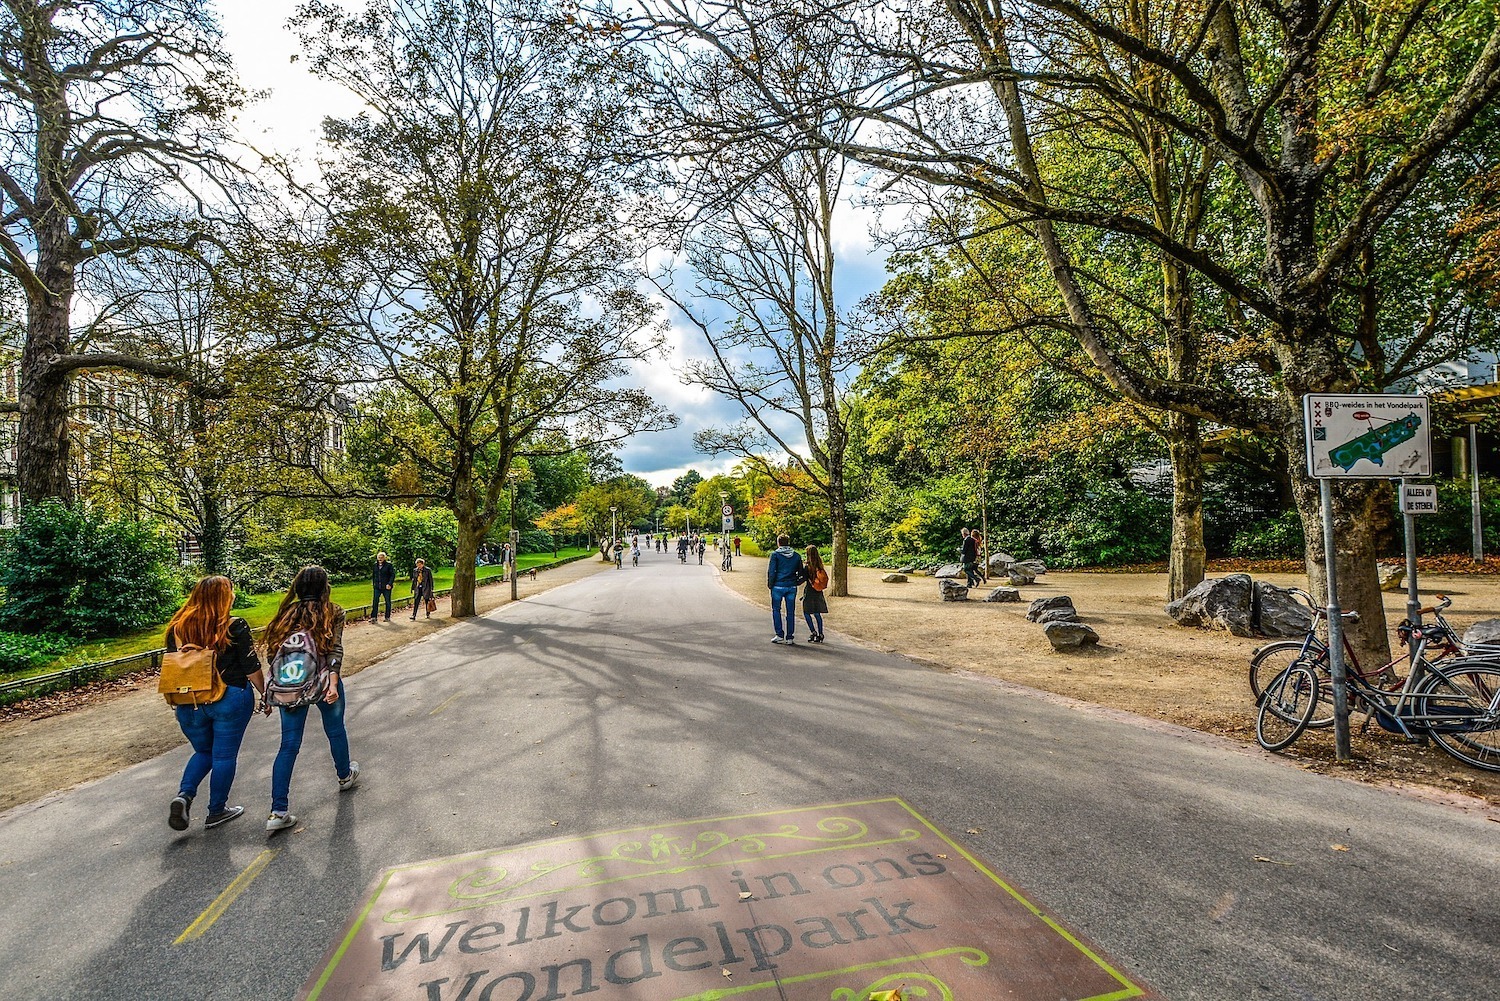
[939,579,970,601]
[1165,574,1254,637]
[1378,565,1406,592]
[1044,621,1099,649]
[1037,607,1079,623]
[1007,567,1037,585]
[983,587,1021,603]
[1026,595,1076,622]
[897,566,918,575]
[1014,559,1048,576]
[1463,619,1500,648]
[933,563,965,579]
[988,552,1016,572]
[882,573,908,583]
[1254,582,1314,638]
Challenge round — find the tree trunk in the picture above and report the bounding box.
[198,486,229,576]
[828,469,849,597]
[1166,415,1207,601]
[17,283,73,506]
[451,517,481,618]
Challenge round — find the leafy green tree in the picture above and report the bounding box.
[375,507,460,581]
[294,0,672,615]
[574,477,656,557]
[671,470,704,507]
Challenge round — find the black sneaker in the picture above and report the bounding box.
[169,795,191,831]
[205,806,245,829]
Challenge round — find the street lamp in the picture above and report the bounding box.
[719,491,728,549]
[1458,413,1486,562]
[610,506,618,566]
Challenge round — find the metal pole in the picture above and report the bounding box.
[1401,479,1420,627]
[1321,478,1352,760]
[1471,421,1484,562]
[509,480,519,602]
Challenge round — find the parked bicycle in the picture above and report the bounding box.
[721,547,732,572]
[1253,595,1500,771]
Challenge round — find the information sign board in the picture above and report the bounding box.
[1303,394,1431,478]
[1400,484,1438,515]
[722,516,734,532]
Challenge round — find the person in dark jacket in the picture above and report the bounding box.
[961,528,980,587]
[767,534,806,644]
[165,576,267,832]
[371,552,396,621]
[410,558,436,619]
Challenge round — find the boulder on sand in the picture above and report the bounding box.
[939,579,970,601]
[984,587,1021,603]
[882,573,908,583]
[1165,574,1254,637]
[1026,595,1076,622]
[933,563,965,579]
[1044,621,1099,649]
[1254,582,1314,638]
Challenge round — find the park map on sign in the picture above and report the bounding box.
[300,798,1156,1001]
[1305,396,1430,477]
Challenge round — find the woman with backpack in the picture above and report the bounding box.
[261,566,360,833]
[165,576,267,832]
[803,545,830,644]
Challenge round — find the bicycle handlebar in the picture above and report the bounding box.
[1417,594,1453,616]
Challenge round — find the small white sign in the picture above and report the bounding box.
[1303,394,1431,478]
[722,516,734,532]
[1400,483,1438,515]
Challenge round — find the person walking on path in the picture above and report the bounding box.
[165,576,267,832]
[802,545,830,643]
[410,558,435,619]
[261,566,359,833]
[371,552,396,621]
[767,534,806,644]
[961,527,981,587]
[733,536,741,556]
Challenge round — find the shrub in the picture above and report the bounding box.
[376,506,459,577]
[1411,476,1500,556]
[1229,510,1306,559]
[516,528,555,555]
[0,501,181,639]
[0,630,74,675]
[228,554,296,596]
[254,519,373,581]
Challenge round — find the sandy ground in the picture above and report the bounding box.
[716,557,1500,809]
[0,558,613,813]
[5,553,1500,814]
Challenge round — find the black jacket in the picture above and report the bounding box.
[961,536,979,562]
[373,560,396,589]
[411,565,435,597]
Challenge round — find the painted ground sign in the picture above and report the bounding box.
[300,798,1155,1001]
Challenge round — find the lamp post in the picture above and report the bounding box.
[610,506,618,567]
[719,491,728,549]
[508,470,520,601]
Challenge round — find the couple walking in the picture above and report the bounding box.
[371,553,438,621]
[766,535,830,644]
[164,566,360,834]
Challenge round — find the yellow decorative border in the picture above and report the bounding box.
[672,947,987,1000]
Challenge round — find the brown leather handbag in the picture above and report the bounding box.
[158,645,225,707]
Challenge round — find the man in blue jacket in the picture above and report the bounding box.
[767,534,806,644]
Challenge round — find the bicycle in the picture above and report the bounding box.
[1248,590,1467,728]
[1254,602,1500,770]
[721,548,732,572]
[631,549,639,567]
[614,547,622,570]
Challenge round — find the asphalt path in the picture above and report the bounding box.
[1,551,1497,1000]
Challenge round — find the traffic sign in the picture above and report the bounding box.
[722,516,734,532]
[1303,394,1431,478]
[721,503,734,516]
[1400,483,1438,515]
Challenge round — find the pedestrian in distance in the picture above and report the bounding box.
[961,527,981,587]
[165,576,268,832]
[803,545,830,643]
[371,551,396,621]
[767,534,806,644]
[261,566,359,833]
[733,535,741,556]
[410,558,436,619]
[697,536,706,564]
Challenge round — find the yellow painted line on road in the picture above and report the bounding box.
[429,690,465,715]
[174,848,278,944]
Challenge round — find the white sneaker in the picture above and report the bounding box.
[266,812,296,833]
[339,761,361,792]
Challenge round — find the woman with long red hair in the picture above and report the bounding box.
[165,576,266,832]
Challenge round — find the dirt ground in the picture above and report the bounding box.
[4,554,1500,816]
[0,559,613,813]
[716,557,1500,812]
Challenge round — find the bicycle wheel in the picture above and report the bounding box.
[1418,664,1500,773]
[1249,641,1308,700]
[1256,665,1320,752]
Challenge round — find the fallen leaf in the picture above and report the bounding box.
[1253,855,1293,866]
[1331,844,1350,852]
[966,828,981,835]
[936,854,948,860]
[550,820,559,827]
[738,892,753,900]
[722,968,733,979]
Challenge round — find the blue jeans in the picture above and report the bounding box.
[271,678,351,814]
[771,586,798,639]
[176,684,256,814]
[371,586,391,618]
[804,610,823,636]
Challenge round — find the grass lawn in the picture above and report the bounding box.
[22,548,592,675]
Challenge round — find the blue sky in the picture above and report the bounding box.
[220,0,891,492]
